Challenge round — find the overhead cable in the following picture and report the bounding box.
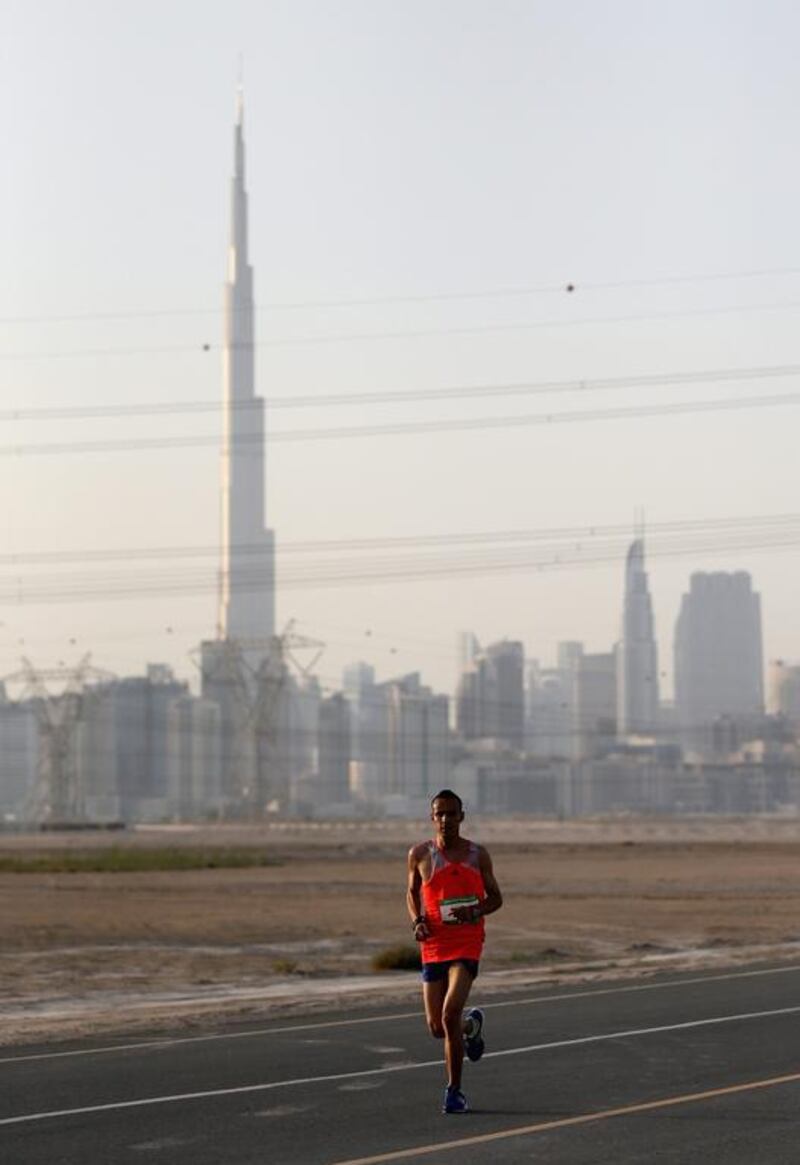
[2,390,799,456]
[3,262,800,325]
[3,360,800,422]
[4,298,800,361]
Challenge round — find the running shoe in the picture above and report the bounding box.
[442,1085,470,1114]
[463,1006,485,1062]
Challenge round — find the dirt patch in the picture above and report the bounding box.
[3,817,800,1045]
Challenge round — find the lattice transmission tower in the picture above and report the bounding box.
[196,621,324,817]
[3,654,115,825]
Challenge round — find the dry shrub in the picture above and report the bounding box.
[371,944,422,972]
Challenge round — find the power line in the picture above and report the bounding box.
[4,360,800,422]
[2,520,799,605]
[2,390,799,456]
[4,297,800,361]
[3,263,800,325]
[2,510,799,567]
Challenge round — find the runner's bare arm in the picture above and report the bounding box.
[407,844,431,939]
[477,846,503,917]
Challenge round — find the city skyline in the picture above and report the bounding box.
[3,2,800,698]
[0,552,785,826]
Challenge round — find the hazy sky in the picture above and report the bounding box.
[3,0,800,699]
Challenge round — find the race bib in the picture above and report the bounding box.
[439,894,480,924]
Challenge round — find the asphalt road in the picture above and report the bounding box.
[4,962,800,1163]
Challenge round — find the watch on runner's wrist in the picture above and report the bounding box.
[412,915,425,929]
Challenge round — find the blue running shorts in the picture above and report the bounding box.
[421,958,479,982]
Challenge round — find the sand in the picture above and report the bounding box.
[3,817,800,1046]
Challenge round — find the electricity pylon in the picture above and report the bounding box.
[195,621,324,817]
[3,654,115,825]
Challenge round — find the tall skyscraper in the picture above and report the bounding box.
[200,92,280,815]
[380,673,449,802]
[616,538,660,736]
[484,640,525,749]
[556,643,617,760]
[317,693,352,806]
[674,571,764,755]
[218,89,275,643]
[455,637,524,749]
[526,660,571,758]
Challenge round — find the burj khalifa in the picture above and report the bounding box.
[218,88,275,644]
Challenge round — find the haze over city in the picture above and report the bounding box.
[3,0,800,703]
[7,11,800,1153]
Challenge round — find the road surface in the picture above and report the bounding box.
[3,962,800,1163]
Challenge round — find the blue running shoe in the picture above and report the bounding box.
[442,1086,470,1114]
[463,1007,485,1062]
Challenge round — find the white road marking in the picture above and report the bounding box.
[338,1080,386,1092]
[2,960,799,1065]
[485,1003,800,1061]
[3,1002,800,1128]
[0,1062,432,1127]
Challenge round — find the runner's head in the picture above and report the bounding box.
[430,789,464,843]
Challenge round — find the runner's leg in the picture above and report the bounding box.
[441,962,474,1090]
[422,977,447,1041]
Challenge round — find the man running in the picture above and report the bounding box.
[407,789,503,1114]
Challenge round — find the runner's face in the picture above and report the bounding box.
[431,798,463,844]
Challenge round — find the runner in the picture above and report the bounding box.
[407,789,503,1114]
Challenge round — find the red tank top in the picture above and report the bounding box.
[420,839,485,963]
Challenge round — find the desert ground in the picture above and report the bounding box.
[3,817,800,1046]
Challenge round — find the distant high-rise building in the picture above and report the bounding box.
[218,88,275,645]
[318,693,352,806]
[200,92,279,813]
[484,640,525,749]
[281,673,321,806]
[557,641,583,672]
[380,673,449,802]
[616,539,659,736]
[346,671,448,805]
[767,660,800,730]
[456,631,480,682]
[674,571,764,755]
[455,659,481,741]
[342,661,375,699]
[455,637,524,749]
[525,660,571,759]
[167,695,223,820]
[81,665,188,821]
[0,692,39,821]
[342,662,385,802]
[571,650,617,760]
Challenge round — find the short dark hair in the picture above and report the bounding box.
[430,789,463,812]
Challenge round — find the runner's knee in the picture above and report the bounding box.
[427,1017,445,1039]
